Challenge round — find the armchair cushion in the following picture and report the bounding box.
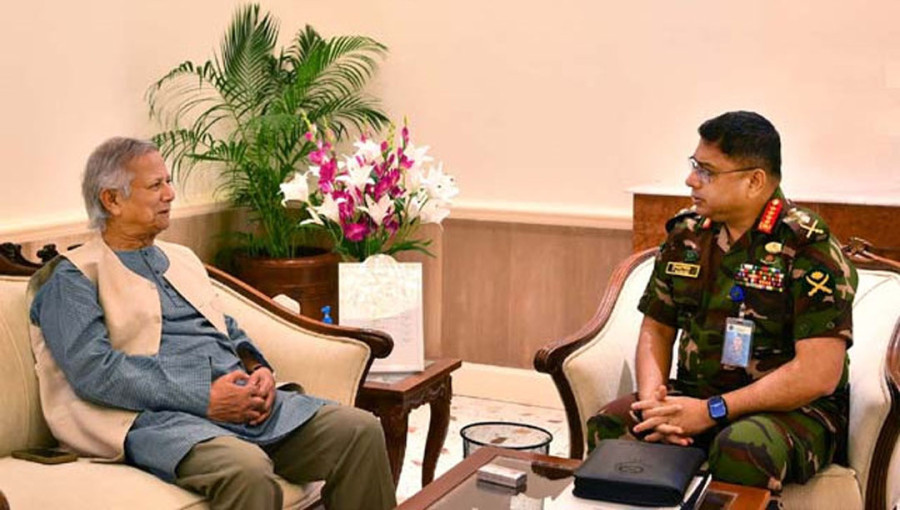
[779,464,862,510]
[0,457,321,510]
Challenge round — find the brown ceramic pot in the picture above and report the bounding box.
[232,249,340,323]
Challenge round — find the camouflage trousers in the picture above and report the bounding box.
[586,391,835,493]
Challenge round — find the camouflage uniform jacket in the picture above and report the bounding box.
[638,187,858,444]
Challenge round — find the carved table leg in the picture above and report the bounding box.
[379,407,410,486]
[422,377,452,486]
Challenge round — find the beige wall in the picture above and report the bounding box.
[2,1,899,237]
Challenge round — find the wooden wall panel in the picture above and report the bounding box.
[394,223,443,359]
[441,219,632,369]
[157,208,249,262]
[632,194,689,252]
[633,193,900,260]
[441,220,513,365]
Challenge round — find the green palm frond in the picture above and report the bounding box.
[214,4,280,118]
[282,26,387,124]
[304,94,388,137]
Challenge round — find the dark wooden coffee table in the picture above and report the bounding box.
[399,446,770,509]
[356,358,462,487]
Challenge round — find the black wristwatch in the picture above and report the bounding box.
[707,395,729,425]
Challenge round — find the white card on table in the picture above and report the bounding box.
[339,255,424,373]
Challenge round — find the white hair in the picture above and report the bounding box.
[82,137,159,230]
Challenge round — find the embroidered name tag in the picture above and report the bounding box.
[735,263,784,292]
[666,262,701,278]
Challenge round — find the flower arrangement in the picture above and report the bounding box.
[280,122,458,262]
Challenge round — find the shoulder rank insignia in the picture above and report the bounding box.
[799,218,825,239]
[783,207,829,244]
[665,207,701,233]
[804,268,833,297]
[756,198,783,234]
[666,261,701,278]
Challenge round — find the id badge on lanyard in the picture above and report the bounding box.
[723,286,754,367]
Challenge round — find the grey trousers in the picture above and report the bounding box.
[174,404,397,510]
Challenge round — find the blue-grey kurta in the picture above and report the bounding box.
[30,246,328,481]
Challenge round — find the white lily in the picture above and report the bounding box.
[420,162,459,203]
[407,193,425,220]
[361,193,394,226]
[353,138,382,161]
[314,194,343,223]
[418,198,451,225]
[405,143,433,171]
[336,156,374,192]
[404,165,424,192]
[279,171,310,207]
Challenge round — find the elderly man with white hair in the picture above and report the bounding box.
[27,137,396,510]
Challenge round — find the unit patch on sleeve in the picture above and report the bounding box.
[804,268,834,298]
[666,262,701,278]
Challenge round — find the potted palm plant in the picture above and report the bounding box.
[147,3,388,320]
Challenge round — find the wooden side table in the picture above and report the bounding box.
[356,358,462,487]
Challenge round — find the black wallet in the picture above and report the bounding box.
[573,439,706,506]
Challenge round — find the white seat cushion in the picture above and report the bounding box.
[0,457,321,509]
[780,464,862,510]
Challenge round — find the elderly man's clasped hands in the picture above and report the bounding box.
[207,367,277,426]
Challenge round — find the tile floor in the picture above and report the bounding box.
[395,395,569,502]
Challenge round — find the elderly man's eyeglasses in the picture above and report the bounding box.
[688,157,758,184]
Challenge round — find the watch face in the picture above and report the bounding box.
[709,397,727,419]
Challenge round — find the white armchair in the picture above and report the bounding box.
[0,243,392,510]
[535,242,900,510]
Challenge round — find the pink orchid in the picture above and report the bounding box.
[318,159,338,192]
[384,215,400,235]
[332,190,356,220]
[373,175,393,200]
[342,221,369,242]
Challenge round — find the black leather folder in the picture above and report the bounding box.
[573,439,706,506]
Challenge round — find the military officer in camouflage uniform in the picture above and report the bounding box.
[587,111,857,493]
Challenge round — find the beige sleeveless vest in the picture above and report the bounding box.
[27,238,227,460]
